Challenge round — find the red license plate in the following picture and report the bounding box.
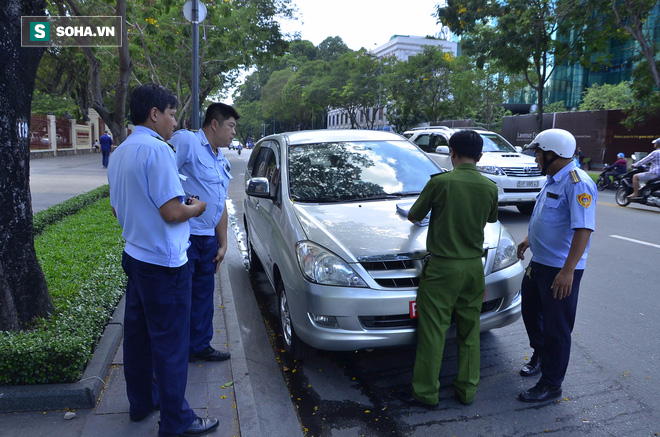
[409,301,417,319]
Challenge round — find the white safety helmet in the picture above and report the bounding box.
[653,138,660,148]
[523,129,576,158]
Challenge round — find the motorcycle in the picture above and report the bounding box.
[615,166,660,208]
[596,168,623,191]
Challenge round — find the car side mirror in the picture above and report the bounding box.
[435,146,450,155]
[245,177,272,198]
[515,146,523,153]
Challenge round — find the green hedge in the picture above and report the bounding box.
[33,185,110,236]
[0,188,126,385]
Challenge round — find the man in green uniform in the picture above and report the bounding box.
[398,130,498,408]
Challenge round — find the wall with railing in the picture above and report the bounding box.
[29,109,110,158]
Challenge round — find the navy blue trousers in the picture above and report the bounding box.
[521,261,583,387]
[187,235,218,355]
[101,149,110,167]
[121,252,196,436]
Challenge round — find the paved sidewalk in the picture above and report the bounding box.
[0,153,303,437]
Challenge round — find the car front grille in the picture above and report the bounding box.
[360,258,422,289]
[358,298,503,329]
[359,253,488,290]
[501,166,542,177]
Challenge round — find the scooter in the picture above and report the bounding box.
[615,166,660,208]
[596,168,623,191]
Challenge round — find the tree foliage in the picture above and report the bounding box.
[579,82,634,111]
[437,0,603,131]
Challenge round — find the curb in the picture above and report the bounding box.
[0,296,124,413]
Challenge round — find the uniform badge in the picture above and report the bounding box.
[577,193,592,208]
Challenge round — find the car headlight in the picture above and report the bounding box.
[492,225,519,272]
[477,164,506,176]
[296,241,367,287]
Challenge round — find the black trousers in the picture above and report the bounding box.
[521,261,583,387]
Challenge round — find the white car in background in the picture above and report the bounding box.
[404,127,544,214]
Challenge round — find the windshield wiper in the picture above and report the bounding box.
[342,194,401,202]
[291,196,342,203]
[388,191,421,197]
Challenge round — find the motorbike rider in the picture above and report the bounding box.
[628,138,660,200]
[602,153,627,187]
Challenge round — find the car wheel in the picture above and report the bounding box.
[244,218,263,272]
[615,186,631,206]
[516,203,535,215]
[277,280,312,361]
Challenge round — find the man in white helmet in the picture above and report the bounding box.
[516,128,597,403]
[627,138,660,199]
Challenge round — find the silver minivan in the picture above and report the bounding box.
[243,130,523,360]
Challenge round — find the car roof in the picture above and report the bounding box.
[404,126,496,135]
[265,129,406,146]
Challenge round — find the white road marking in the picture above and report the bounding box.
[610,235,660,249]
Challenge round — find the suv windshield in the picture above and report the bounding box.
[288,140,439,202]
[481,133,516,153]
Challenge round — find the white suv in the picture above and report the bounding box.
[403,127,544,214]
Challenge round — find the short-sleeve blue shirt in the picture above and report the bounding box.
[528,161,597,269]
[170,129,232,237]
[107,126,189,267]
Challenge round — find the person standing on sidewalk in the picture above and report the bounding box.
[398,130,498,408]
[99,132,112,168]
[170,102,239,362]
[517,128,596,403]
[108,83,219,436]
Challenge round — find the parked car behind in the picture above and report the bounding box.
[404,127,544,214]
[244,130,523,360]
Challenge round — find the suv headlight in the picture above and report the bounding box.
[492,226,519,272]
[477,164,506,176]
[296,241,367,287]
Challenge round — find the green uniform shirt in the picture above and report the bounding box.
[409,163,498,259]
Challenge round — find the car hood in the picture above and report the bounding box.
[292,200,500,262]
[481,152,538,167]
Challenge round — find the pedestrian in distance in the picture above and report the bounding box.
[627,138,660,200]
[107,83,220,436]
[517,128,597,403]
[99,132,112,168]
[397,130,498,409]
[170,102,240,362]
[93,139,99,151]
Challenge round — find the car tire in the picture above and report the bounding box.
[277,280,313,361]
[516,203,535,215]
[615,186,631,206]
[244,218,263,272]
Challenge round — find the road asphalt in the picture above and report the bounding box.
[0,151,303,437]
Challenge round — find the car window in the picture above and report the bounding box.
[414,134,431,150]
[252,145,280,200]
[480,133,516,153]
[287,140,440,202]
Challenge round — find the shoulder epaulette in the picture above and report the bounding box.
[430,171,448,179]
[155,136,176,153]
[185,128,199,132]
[569,169,581,184]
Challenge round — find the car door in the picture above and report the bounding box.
[245,140,282,276]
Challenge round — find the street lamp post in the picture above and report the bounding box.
[183,1,207,129]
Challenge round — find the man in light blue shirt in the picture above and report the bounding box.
[517,129,597,403]
[108,83,219,436]
[170,103,239,362]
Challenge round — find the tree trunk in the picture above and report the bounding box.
[0,0,54,332]
[64,0,132,144]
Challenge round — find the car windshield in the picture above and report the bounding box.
[288,140,440,202]
[481,134,516,153]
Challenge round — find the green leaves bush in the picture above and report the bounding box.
[0,187,126,385]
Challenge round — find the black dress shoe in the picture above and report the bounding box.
[129,404,159,422]
[181,417,220,436]
[520,353,542,377]
[189,346,231,362]
[519,383,562,403]
[396,391,439,410]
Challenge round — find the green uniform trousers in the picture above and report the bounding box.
[412,256,485,405]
